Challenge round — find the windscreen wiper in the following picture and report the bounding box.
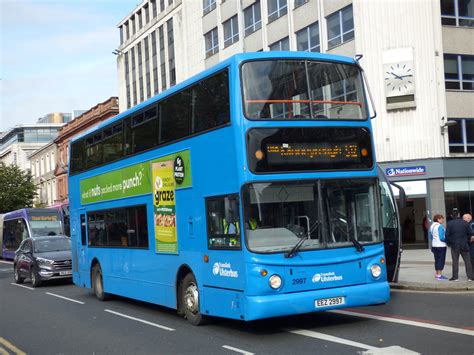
[285,237,307,258]
[350,238,365,252]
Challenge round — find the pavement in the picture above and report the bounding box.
[393,247,474,291]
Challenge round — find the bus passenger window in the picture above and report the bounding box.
[206,195,241,250]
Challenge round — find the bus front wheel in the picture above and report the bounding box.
[181,273,208,326]
[92,264,110,301]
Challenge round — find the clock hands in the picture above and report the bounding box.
[390,72,413,80]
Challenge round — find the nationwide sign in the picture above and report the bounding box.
[385,166,426,177]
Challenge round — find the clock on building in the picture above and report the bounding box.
[383,61,415,97]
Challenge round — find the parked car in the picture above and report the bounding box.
[13,236,72,287]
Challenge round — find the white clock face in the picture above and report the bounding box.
[384,62,415,97]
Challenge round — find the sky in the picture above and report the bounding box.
[0,0,138,132]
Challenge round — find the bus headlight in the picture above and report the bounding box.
[370,264,382,278]
[269,274,282,289]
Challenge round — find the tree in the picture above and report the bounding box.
[0,162,37,213]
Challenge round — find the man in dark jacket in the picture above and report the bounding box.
[446,214,473,281]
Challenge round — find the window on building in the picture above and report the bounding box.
[223,15,239,48]
[327,5,354,50]
[138,42,144,102]
[296,22,320,52]
[444,54,474,90]
[205,27,219,58]
[152,31,159,95]
[441,0,474,27]
[144,4,149,24]
[144,37,151,99]
[88,205,149,248]
[159,25,167,91]
[137,10,142,29]
[119,26,124,44]
[125,51,131,108]
[269,36,289,51]
[244,1,262,36]
[125,22,130,40]
[167,18,176,87]
[295,0,308,8]
[160,0,165,12]
[268,0,287,23]
[151,0,157,18]
[131,17,136,35]
[448,118,474,153]
[131,48,137,106]
[203,0,216,15]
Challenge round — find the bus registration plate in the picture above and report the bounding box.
[315,296,345,308]
[60,270,72,276]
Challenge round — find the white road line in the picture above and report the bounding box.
[10,283,34,290]
[222,345,254,355]
[286,328,374,350]
[45,292,85,305]
[285,328,419,354]
[104,309,175,331]
[0,260,13,265]
[330,310,474,337]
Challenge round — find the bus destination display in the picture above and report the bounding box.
[265,142,361,165]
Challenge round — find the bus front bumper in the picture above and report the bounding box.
[243,282,390,321]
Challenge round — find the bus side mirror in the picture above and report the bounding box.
[224,196,240,223]
[390,182,406,209]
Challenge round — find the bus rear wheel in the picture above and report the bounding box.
[181,273,208,326]
[92,264,110,301]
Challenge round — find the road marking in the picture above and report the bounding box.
[285,328,419,354]
[330,310,474,336]
[222,345,254,354]
[45,292,85,305]
[0,260,13,265]
[0,337,26,355]
[104,309,175,331]
[10,283,34,290]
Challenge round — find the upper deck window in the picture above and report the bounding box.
[242,60,368,120]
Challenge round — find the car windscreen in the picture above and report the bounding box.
[34,238,70,253]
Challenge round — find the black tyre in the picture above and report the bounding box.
[92,264,110,301]
[30,267,42,287]
[14,264,25,284]
[181,273,208,326]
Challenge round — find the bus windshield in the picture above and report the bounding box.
[29,220,63,237]
[242,60,368,120]
[243,179,381,253]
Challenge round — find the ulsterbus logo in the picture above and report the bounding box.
[312,272,343,283]
[212,262,238,278]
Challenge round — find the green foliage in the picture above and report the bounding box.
[0,162,37,213]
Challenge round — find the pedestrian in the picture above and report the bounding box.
[445,213,474,282]
[462,213,474,274]
[429,214,448,280]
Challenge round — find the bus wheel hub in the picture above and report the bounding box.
[184,283,199,314]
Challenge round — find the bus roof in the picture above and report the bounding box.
[3,208,61,220]
[70,51,358,143]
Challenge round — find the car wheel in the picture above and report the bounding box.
[14,264,25,284]
[181,273,208,326]
[92,264,110,301]
[30,267,42,287]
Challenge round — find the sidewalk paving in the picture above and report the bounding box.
[392,248,474,291]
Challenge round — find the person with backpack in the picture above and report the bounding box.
[429,214,448,280]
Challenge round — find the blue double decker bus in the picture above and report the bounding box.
[68,52,401,325]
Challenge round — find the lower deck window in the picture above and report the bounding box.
[88,205,149,248]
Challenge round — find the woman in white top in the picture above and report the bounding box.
[430,214,447,280]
